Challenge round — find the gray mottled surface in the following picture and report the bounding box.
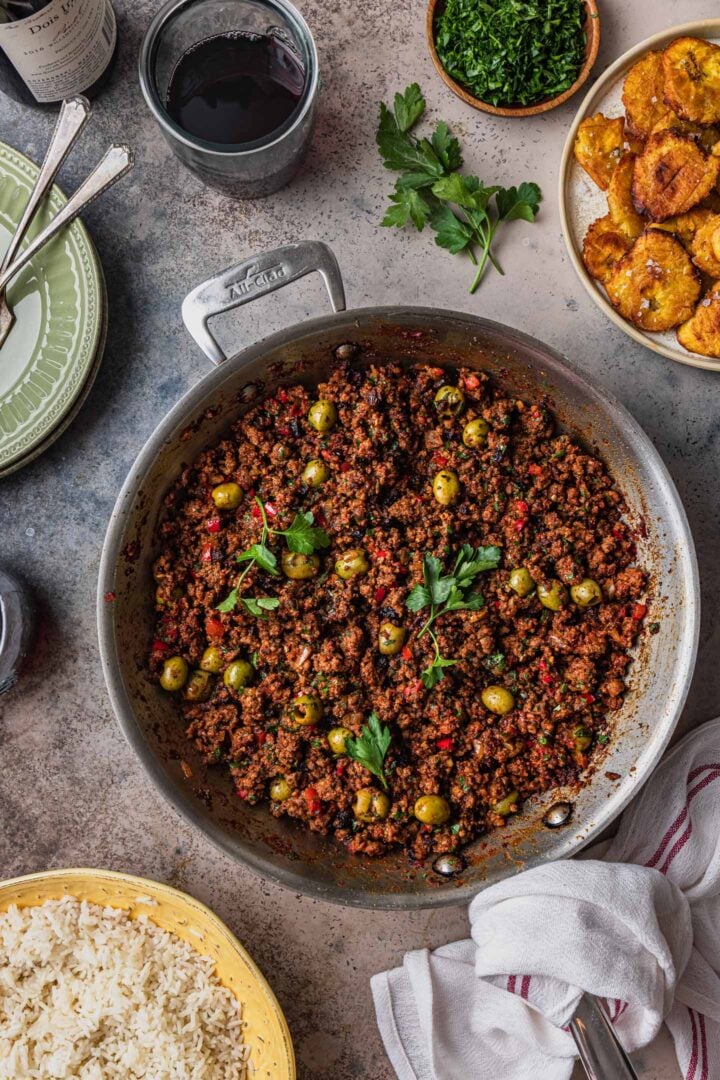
[1,0,718,1076]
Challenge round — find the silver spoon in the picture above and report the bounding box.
[571,994,639,1080]
[0,95,91,347]
[0,144,134,301]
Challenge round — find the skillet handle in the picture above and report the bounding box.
[181,241,347,366]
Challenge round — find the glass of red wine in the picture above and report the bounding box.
[139,0,318,199]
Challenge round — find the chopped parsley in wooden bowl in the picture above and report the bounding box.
[426,0,600,117]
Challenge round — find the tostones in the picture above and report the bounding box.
[573,113,626,190]
[677,282,720,356]
[607,153,646,238]
[663,37,720,126]
[632,130,719,220]
[605,231,701,331]
[582,215,632,283]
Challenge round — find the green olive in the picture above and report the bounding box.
[573,726,593,752]
[414,794,451,825]
[282,550,320,580]
[537,580,568,612]
[211,482,242,510]
[378,622,406,655]
[493,790,519,816]
[508,568,535,597]
[270,778,293,802]
[354,788,391,822]
[481,685,515,715]
[302,458,331,487]
[462,417,489,448]
[308,400,338,433]
[200,646,224,673]
[160,656,188,692]
[223,660,254,691]
[434,385,466,418]
[291,693,323,726]
[335,548,369,579]
[183,669,212,702]
[327,727,352,755]
[570,578,603,608]
[432,469,460,506]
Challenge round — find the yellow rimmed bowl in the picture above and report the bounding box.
[0,867,295,1080]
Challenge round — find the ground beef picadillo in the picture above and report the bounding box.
[149,360,648,861]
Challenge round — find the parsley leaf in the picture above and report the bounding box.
[216,499,327,614]
[377,84,541,292]
[345,712,392,789]
[382,187,432,231]
[216,588,238,614]
[237,542,279,576]
[429,203,474,255]
[393,82,425,133]
[422,653,457,689]
[496,182,542,222]
[406,545,502,687]
[241,597,280,617]
[431,121,463,172]
[275,511,330,555]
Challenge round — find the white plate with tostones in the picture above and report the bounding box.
[560,20,720,371]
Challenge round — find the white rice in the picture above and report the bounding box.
[0,897,251,1079]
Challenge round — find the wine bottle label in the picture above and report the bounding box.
[0,0,116,103]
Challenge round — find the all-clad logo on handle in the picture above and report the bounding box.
[227,262,286,299]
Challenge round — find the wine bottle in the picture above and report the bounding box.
[0,0,118,107]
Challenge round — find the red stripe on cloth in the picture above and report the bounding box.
[688,769,720,802]
[698,1012,708,1080]
[688,764,720,781]
[520,975,530,1000]
[507,975,516,994]
[647,768,720,869]
[660,821,693,875]
[646,806,689,868]
[687,1008,699,1080]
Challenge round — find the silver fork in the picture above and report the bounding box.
[0,144,134,309]
[0,95,91,348]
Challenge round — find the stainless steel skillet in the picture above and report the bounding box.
[97,241,699,910]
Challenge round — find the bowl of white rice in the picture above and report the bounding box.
[0,868,295,1079]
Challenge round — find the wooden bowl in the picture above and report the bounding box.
[426,0,600,117]
[0,867,296,1080]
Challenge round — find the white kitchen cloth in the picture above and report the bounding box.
[372,717,720,1080]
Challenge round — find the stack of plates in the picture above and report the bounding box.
[0,139,107,478]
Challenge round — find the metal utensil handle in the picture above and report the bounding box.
[570,995,639,1080]
[0,570,34,697]
[181,240,347,366]
[1,96,91,275]
[0,144,134,293]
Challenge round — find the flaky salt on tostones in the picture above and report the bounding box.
[582,215,632,283]
[607,153,645,239]
[605,231,701,331]
[677,282,720,356]
[649,207,715,247]
[663,37,720,127]
[689,214,720,276]
[623,51,676,139]
[573,113,626,190]
[632,130,719,221]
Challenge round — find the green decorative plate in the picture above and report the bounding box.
[0,139,105,472]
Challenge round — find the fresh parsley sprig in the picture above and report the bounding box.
[345,712,392,790]
[377,84,541,293]
[217,497,330,615]
[406,544,502,688]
